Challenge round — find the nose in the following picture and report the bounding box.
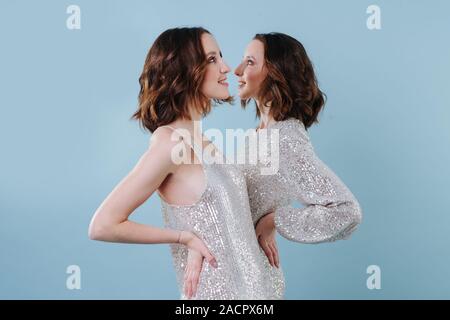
[234,62,244,76]
[221,60,231,74]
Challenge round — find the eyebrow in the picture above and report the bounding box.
[245,55,256,60]
[206,51,223,59]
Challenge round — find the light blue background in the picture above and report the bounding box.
[1,0,449,299]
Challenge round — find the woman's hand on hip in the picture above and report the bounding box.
[179,231,218,299]
[255,212,279,268]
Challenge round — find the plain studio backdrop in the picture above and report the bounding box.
[0,0,449,299]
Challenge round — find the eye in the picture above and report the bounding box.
[208,56,217,63]
[246,59,254,66]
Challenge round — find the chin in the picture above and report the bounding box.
[237,90,249,100]
[216,90,230,100]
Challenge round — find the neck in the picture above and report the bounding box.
[256,100,274,129]
[171,108,203,138]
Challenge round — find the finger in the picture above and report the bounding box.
[190,277,195,299]
[202,248,218,268]
[273,244,280,268]
[267,245,275,267]
[268,242,279,268]
[259,237,274,266]
[274,243,280,267]
[186,271,193,299]
[258,236,271,264]
[191,269,200,298]
[184,265,189,281]
[185,277,190,299]
[184,276,190,299]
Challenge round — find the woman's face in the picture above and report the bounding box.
[234,39,267,100]
[201,33,231,100]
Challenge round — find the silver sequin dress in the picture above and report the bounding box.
[242,118,362,243]
[160,127,285,300]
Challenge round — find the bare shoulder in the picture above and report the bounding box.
[150,125,178,142]
[149,126,185,151]
[134,126,184,174]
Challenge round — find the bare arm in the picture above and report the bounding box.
[88,128,180,244]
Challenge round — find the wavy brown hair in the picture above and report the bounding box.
[242,32,326,129]
[131,27,230,133]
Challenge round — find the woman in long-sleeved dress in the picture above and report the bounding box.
[234,32,362,264]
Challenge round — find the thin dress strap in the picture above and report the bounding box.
[159,125,204,164]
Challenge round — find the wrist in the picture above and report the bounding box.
[268,212,276,228]
[177,230,191,245]
[263,211,276,228]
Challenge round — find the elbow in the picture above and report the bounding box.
[345,200,362,228]
[351,200,363,225]
[340,201,362,240]
[88,222,103,241]
[88,218,110,241]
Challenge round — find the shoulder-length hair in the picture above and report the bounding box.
[131,27,229,133]
[242,32,326,129]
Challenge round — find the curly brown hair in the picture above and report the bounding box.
[242,32,326,129]
[131,27,230,133]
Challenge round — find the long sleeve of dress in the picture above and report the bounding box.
[274,122,362,244]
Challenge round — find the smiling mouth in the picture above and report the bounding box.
[238,81,246,88]
[218,79,228,86]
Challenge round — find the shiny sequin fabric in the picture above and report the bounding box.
[241,118,362,243]
[160,126,285,300]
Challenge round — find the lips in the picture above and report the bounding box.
[218,78,228,86]
[238,80,246,88]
